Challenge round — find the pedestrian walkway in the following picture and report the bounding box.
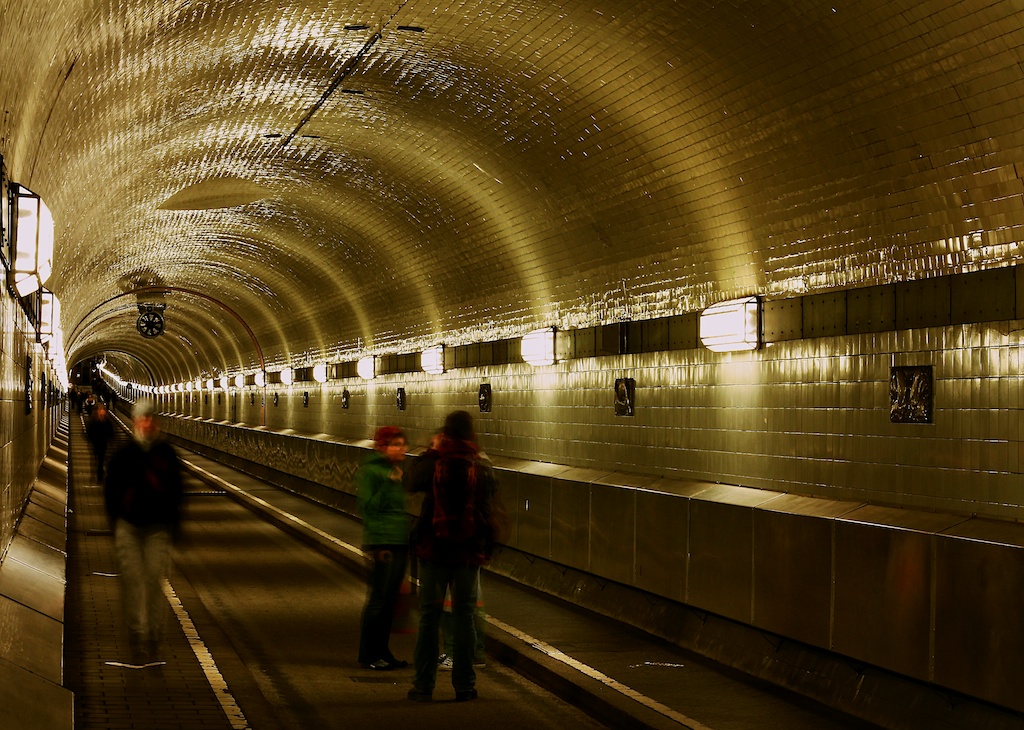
[64,416,240,730]
[177,445,878,730]
[64,408,881,730]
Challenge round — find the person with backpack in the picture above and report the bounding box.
[407,410,497,702]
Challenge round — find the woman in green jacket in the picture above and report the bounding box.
[357,426,410,670]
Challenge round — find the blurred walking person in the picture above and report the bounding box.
[104,400,184,665]
[86,402,115,481]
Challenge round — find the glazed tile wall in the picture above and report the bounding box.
[158,317,1024,523]
[0,292,57,564]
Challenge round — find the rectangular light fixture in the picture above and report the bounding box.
[11,185,54,296]
[357,355,375,380]
[521,327,556,367]
[699,296,761,352]
[421,345,445,374]
[38,289,59,340]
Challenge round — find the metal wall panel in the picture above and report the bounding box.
[688,485,782,622]
[551,468,612,571]
[846,284,895,334]
[833,505,966,681]
[762,299,802,342]
[516,463,569,559]
[752,495,862,649]
[934,519,1024,712]
[491,455,533,549]
[950,267,1015,324]
[634,479,710,601]
[668,313,698,350]
[803,292,847,339]
[895,277,951,330]
[643,317,670,352]
[591,472,657,585]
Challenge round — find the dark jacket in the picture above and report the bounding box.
[86,414,114,450]
[104,438,184,535]
[409,437,497,566]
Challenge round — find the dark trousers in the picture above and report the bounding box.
[413,561,480,693]
[358,546,409,664]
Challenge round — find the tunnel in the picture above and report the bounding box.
[2,1,1024,728]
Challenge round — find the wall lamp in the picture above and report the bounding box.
[521,327,556,367]
[699,296,761,352]
[38,289,60,342]
[421,345,445,375]
[279,367,293,385]
[313,363,328,383]
[206,378,214,391]
[357,356,375,380]
[10,185,54,296]
[254,371,266,387]
[233,374,244,388]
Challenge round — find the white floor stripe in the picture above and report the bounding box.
[163,580,251,730]
[486,615,711,730]
[182,460,366,561]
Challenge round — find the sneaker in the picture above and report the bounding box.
[455,688,478,702]
[407,688,433,702]
[362,659,391,670]
[437,654,453,671]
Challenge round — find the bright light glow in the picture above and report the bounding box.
[700,296,761,352]
[254,371,266,387]
[12,187,54,296]
[279,367,293,385]
[521,328,556,367]
[186,381,193,392]
[313,363,328,383]
[194,378,202,391]
[206,378,214,391]
[421,346,445,375]
[38,290,59,337]
[233,374,244,388]
[357,356,375,380]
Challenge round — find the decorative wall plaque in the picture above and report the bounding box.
[478,383,492,413]
[890,366,933,423]
[341,389,350,409]
[614,377,635,417]
[397,387,406,411]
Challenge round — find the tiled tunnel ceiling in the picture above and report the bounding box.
[1,0,1022,384]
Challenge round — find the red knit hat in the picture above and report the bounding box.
[373,426,405,449]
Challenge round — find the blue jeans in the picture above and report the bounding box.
[413,562,480,693]
[114,520,171,644]
[358,546,409,664]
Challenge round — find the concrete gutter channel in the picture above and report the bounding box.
[180,454,689,730]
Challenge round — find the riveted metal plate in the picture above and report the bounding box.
[847,284,895,334]
[668,313,698,350]
[895,277,951,329]
[950,267,1015,324]
[762,299,802,342]
[802,291,847,339]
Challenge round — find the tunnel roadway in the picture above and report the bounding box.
[64,412,880,730]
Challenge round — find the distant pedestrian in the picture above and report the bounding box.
[356,426,410,670]
[85,402,115,481]
[103,400,184,665]
[407,410,498,702]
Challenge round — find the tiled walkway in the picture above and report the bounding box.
[64,415,238,730]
